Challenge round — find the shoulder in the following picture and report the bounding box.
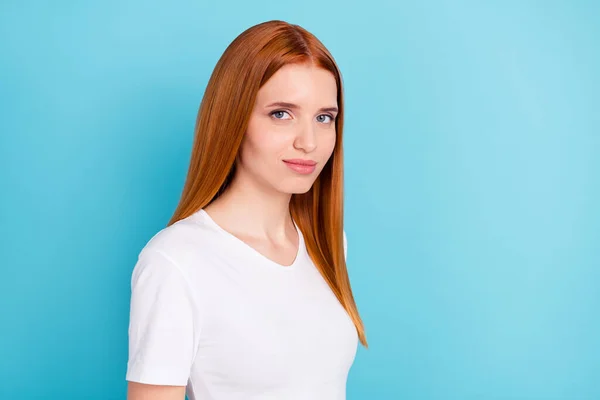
[142,213,201,252]
[136,210,216,273]
[343,229,348,257]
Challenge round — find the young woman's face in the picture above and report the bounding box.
[237,62,338,194]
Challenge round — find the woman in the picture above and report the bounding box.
[126,19,368,400]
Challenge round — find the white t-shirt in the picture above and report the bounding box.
[126,208,358,400]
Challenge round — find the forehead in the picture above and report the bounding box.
[256,63,338,106]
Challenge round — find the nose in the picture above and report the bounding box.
[293,119,317,152]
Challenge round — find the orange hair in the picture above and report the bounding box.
[167,20,367,348]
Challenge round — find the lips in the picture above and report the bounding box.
[283,159,317,166]
[283,159,317,175]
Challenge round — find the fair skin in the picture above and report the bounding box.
[127,62,339,399]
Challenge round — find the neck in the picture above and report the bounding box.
[204,169,295,241]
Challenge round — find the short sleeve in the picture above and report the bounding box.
[343,230,348,261]
[126,249,199,386]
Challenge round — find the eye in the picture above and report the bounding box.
[271,110,292,120]
[316,114,335,124]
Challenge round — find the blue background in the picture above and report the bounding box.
[1,1,598,399]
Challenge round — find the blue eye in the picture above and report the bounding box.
[271,110,291,119]
[317,114,334,123]
[270,110,335,123]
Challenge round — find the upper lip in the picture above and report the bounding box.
[283,159,317,166]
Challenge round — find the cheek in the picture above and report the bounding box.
[320,131,337,157]
[241,122,288,164]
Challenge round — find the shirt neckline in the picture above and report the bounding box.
[195,208,305,271]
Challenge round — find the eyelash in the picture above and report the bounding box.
[270,110,335,124]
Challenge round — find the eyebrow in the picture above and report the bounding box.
[265,101,339,114]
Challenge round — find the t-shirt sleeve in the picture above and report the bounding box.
[126,248,199,386]
[343,230,348,261]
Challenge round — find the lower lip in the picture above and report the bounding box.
[283,161,316,175]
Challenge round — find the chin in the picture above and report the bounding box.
[291,186,313,195]
[277,181,315,195]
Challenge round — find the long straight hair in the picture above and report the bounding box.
[167,20,367,347]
